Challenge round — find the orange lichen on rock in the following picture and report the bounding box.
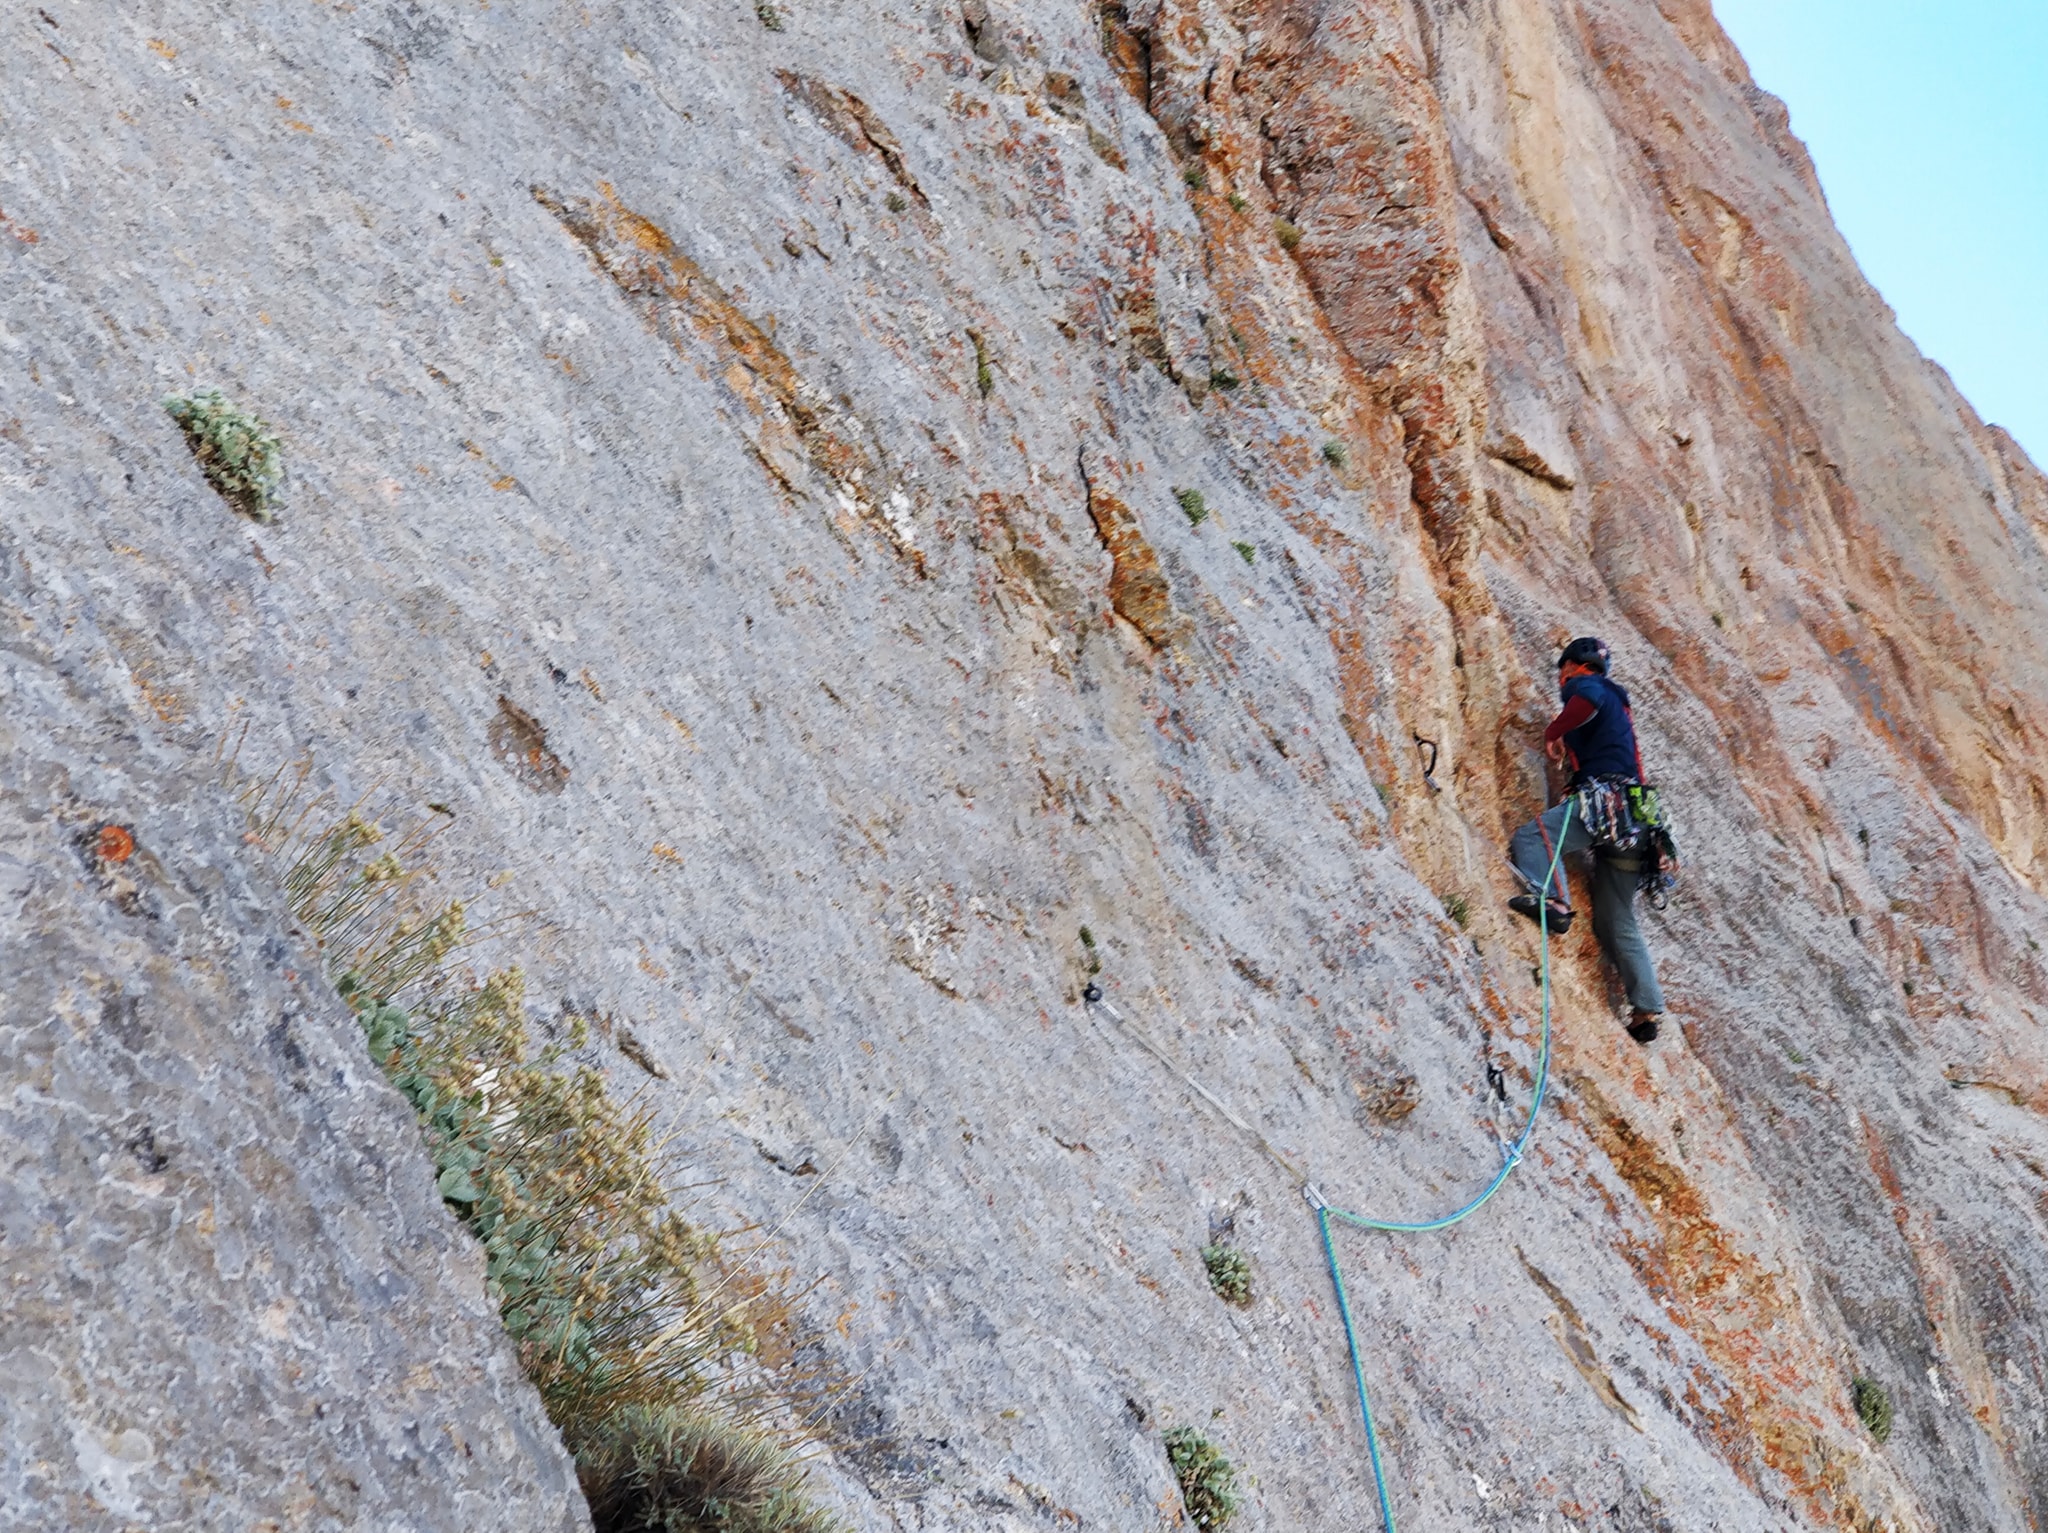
[1572,1083,1901,1529]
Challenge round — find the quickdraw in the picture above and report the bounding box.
[1577,779,1680,909]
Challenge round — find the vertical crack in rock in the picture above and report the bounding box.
[1233,0,1488,561]
[776,71,930,208]
[1100,0,1533,860]
[1521,1252,1644,1431]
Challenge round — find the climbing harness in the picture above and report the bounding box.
[1624,782,1663,834]
[1575,777,1682,911]
[1574,777,1642,852]
[1082,800,1573,1533]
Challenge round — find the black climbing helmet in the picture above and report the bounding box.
[1558,636,1610,674]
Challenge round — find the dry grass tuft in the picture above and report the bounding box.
[574,1405,842,1533]
[230,755,841,1528]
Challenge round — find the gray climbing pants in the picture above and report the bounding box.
[1510,799,1666,1014]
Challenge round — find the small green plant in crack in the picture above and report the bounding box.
[1321,440,1348,468]
[1078,925,1101,976]
[755,0,786,29]
[1227,192,1248,213]
[163,388,284,520]
[1163,1426,1240,1529]
[1852,1376,1894,1444]
[1175,487,1208,527]
[1183,164,1208,191]
[1273,217,1302,251]
[1207,368,1240,391]
[1231,541,1255,566]
[885,190,908,213]
[1200,1244,1251,1306]
[1439,891,1471,928]
[969,329,995,398]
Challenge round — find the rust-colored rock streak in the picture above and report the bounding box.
[1084,476,1187,647]
[533,182,918,570]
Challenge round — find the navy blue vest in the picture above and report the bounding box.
[1560,674,1642,785]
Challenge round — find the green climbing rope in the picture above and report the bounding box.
[1312,797,1573,1532]
[1083,801,1574,1531]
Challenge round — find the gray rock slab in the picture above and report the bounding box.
[0,638,585,1530]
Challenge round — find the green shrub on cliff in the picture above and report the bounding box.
[1853,1376,1894,1444]
[164,388,283,519]
[1200,1243,1252,1305]
[1164,1426,1240,1528]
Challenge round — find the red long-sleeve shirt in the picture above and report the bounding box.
[1542,695,1598,746]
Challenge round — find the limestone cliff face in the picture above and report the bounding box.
[6,2,2047,1529]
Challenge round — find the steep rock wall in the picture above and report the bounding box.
[0,614,585,1526]
[5,1,2047,1529]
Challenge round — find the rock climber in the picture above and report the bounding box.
[1506,636,1670,1044]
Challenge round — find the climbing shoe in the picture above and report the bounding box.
[1507,895,1574,935]
[1627,1010,1662,1045]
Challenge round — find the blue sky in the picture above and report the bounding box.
[1710,0,2048,466]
